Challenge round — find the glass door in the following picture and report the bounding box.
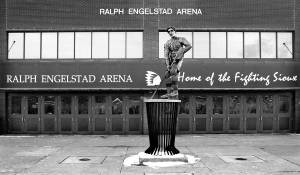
[75,95,91,134]
[260,94,275,133]
[93,95,109,134]
[24,96,41,133]
[277,94,292,132]
[110,95,125,134]
[177,95,192,133]
[8,95,24,133]
[227,95,243,133]
[211,95,226,133]
[125,95,142,134]
[193,95,209,133]
[244,95,260,133]
[41,95,57,133]
[58,96,74,134]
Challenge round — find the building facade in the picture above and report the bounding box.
[0,0,300,134]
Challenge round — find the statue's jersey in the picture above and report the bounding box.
[164,36,190,65]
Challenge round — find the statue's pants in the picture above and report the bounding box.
[164,60,183,91]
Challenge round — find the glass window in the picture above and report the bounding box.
[279,95,290,113]
[211,32,226,58]
[78,96,89,114]
[194,32,209,58]
[95,96,106,115]
[11,96,22,114]
[213,96,223,114]
[261,32,276,58]
[179,96,190,114]
[176,32,193,58]
[58,32,74,59]
[25,33,40,59]
[27,96,39,114]
[128,96,140,114]
[8,33,24,59]
[42,32,57,59]
[61,96,72,114]
[262,95,273,114]
[127,32,143,58]
[229,96,241,114]
[75,32,91,59]
[246,96,257,114]
[44,96,55,115]
[159,32,170,58]
[109,32,125,59]
[228,32,243,58]
[195,96,207,114]
[244,32,259,58]
[278,32,293,58]
[92,32,108,59]
[112,96,123,114]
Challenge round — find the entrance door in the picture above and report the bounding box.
[93,95,109,134]
[227,95,243,133]
[58,96,74,134]
[244,95,260,133]
[75,95,91,134]
[277,94,292,132]
[211,95,226,133]
[259,94,275,133]
[110,95,125,134]
[8,95,24,133]
[126,95,142,134]
[193,95,209,133]
[24,96,41,133]
[41,95,57,133]
[177,95,192,133]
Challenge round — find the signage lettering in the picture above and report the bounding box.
[99,75,133,83]
[4,71,298,88]
[6,75,37,83]
[175,71,297,86]
[99,8,203,16]
[273,72,298,82]
[41,75,96,83]
[6,74,133,84]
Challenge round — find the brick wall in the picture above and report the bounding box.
[295,91,300,133]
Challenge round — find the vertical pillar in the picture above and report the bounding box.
[0,92,6,134]
[0,0,6,60]
[143,97,148,134]
[295,0,300,60]
[0,0,7,134]
[142,0,159,134]
[295,91,300,133]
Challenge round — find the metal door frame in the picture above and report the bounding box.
[192,94,210,133]
[7,94,25,133]
[226,94,244,133]
[74,95,92,134]
[125,94,143,134]
[259,93,276,133]
[24,95,41,133]
[58,95,75,134]
[177,94,193,134]
[41,95,58,134]
[109,94,126,134]
[92,94,109,134]
[244,94,260,133]
[210,94,226,133]
[277,93,293,133]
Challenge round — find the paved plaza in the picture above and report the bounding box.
[0,134,300,175]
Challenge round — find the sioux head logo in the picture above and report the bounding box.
[145,71,161,86]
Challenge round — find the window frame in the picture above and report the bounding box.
[158,30,294,60]
[7,30,144,60]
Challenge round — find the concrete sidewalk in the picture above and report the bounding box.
[0,134,300,175]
